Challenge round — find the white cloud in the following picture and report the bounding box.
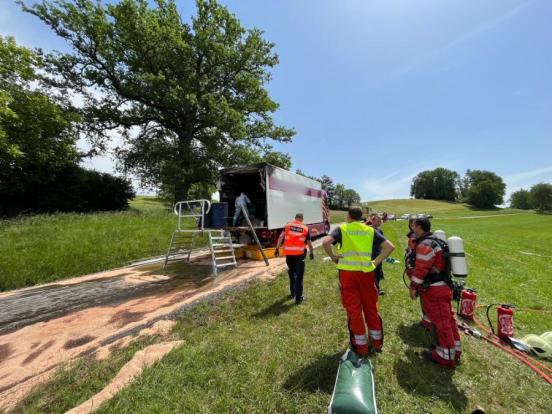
[392,0,535,78]
[361,169,416,201]
[504,165,552,200]
[504,165,552,184]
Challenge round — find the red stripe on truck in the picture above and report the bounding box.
[268,176,323,198]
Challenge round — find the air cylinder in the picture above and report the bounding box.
[447,236,468,277]
[434,230,447,242]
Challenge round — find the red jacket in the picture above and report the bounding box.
[409,233,446,290]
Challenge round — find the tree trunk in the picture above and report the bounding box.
[174,179,190,204]
[173,129,194,204]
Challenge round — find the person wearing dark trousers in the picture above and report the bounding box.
[275,213,314,304]
[369,213,385,296]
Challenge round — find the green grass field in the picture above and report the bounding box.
[0,197,176,291]
[13,205,552,414]
[0,198,356,291]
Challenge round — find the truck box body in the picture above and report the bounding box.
[218,163,329,237]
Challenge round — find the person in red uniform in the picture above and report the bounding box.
[405,215,432,330]
[275,213,314,305]
[408,217,462,368]
[323,207,395,356]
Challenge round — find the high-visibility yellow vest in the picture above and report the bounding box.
[336,221,376,273]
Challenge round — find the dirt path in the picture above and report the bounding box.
[0,250,297,411]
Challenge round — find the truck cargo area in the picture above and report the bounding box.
[219,164,267,227]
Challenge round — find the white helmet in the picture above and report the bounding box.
[520,332,552,359]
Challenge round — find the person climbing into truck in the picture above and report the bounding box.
[275,213,314,305]
[232,191,253,226]
[323,206,395,357]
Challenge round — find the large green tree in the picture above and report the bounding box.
[0,36,78,166]
[343,188,361,208]
[509,189,533,210]
[319,174,336,207]
[530,182,552,213]
[0,36,80,211]
[464,169,506,208]
[229,143,291,170]
[22,0,294,202]
[410,167,459,201]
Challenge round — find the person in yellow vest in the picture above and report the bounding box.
[323,206,395,356]
[275,213,314,304]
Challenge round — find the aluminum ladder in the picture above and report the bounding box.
[208,230,237,275]
[163,199,238,275]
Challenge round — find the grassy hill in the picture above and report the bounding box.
[14,203,552,413]
[331,199,526,224]
[369,198,469,215]
[367,198,526,218]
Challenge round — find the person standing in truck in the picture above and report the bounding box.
[232,191,253,226]
[275,213,314,305]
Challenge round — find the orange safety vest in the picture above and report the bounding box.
[283,221,308,256]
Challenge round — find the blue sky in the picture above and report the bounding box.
[1,0,551,202]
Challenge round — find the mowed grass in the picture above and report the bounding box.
[367,198,527,219]
[15,210,552,414]
[0,197,176,291]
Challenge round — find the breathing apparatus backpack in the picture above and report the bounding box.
[415,233,454,289]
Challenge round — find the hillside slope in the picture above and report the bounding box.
[367,199,525,218]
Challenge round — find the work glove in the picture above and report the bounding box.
[309,252,314,260]
[274,248,280,257]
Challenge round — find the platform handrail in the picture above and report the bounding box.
[174,199,211,231]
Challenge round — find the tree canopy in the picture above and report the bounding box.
[410,168,459,201]
[464,169,506,208]
[509,189,533,210]
[530,182,552,213]
[0,35,134,216]
[22,0,294,202]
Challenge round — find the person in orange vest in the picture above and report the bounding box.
[275,213,314,304]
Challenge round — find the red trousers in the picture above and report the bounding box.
[339,270,383,356]
[420,285,462,367]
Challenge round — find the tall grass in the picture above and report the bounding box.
[0,197,176,291]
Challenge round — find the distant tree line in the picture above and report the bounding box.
[410,168,506,209]
[510,183,552,213]
[296,171,361,210]
[410,167,551,212]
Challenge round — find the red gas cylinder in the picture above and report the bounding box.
[497,305,515,339]
[459,289,477,320]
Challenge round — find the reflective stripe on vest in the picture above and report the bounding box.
[283,221,308,256]
[336,222,376,272]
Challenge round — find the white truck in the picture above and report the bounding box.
[218,163,330,245]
